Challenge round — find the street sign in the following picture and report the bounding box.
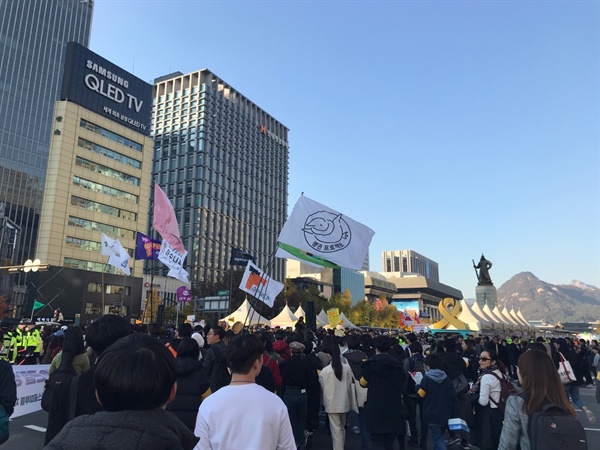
[217,290,229,296]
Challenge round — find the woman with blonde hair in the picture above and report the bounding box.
[498,349,576,450]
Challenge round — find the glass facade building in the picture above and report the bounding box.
[151,70,289,285]
[0,0,93,266]
[382,249,440,282]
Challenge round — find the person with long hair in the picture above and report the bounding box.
[498,349,576,450]
[468,350,506,450]
[553,337,596,424]
[319,335,354,450]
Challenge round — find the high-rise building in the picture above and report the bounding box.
[0,0,93,267]
[382,249,439,282]
[33,42,153,322]
[151,70,288,287]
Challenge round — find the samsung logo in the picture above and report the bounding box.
[86,60,129,88]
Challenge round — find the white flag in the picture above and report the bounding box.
[103,236,130,276]
[277,195,375,270]
[158,240,189,283]
[101,233,120,257]
[239,261,283,307]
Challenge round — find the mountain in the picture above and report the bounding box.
[496,272,600,323]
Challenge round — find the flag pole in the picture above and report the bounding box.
[102,261,109,316]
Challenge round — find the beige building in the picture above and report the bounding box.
[37,100,153,276]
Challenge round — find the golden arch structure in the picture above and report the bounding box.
[432,298,469,330]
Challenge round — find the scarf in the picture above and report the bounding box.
[470,363,499,393]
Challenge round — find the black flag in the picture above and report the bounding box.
[230,247,255,266]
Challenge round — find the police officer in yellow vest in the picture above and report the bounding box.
[10,321,27,364]
[0,324,12,362]
[23,321,41,364]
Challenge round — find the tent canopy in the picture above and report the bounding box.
[339,312,359,329]
[317,309,329,327]
[294,306,305,318]
[221,298,270,327]
[271,304,298,328]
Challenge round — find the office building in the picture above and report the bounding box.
[382,249,439,282]
[34,43,153,322]
[151,70,289,286]
[0,0,93,267]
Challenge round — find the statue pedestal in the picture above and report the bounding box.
[476,285,497,308]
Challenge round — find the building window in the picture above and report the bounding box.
[77,137,142,169]
[79,119,143,152]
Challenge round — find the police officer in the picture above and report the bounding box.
[11,321,27,364]
[23,321,41,364]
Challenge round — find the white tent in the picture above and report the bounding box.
[339,312,359,329]
[271,304,299,328]
[294,306,305,318]
[472,302,503,334]
[457,300,486,331]
[317,309,329,328]
[221,298,270,327]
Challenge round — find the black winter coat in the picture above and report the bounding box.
[167,357,210,430]
[361,353,407,435]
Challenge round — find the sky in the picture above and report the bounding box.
[90,0,599,299]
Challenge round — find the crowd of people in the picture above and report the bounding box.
[0,315,599,449]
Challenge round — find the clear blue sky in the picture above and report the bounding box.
[91,1,599,299]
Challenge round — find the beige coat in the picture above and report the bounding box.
[319,362,354,413]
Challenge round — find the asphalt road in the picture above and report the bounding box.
[6,385,599,449]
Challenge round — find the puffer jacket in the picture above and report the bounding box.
[167,357,211,430]
[43,408,198,450]
[361,353,407,434]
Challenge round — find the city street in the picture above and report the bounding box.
[7,385,599,449]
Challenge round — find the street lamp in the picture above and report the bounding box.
[4,259,50,273]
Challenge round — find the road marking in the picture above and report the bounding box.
[24,425,46,432]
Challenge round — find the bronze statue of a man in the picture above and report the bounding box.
[473,254,493,285]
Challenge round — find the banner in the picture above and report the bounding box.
[158,241,189,283]
[12,365,49,418]
[327,308,341,328]
[153,183,185,253]
[277,195,374,270]
[239,261,283,307]
[135,232,161,260]
[230,247,255,266]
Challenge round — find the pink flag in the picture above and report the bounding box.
[152,183,185,253]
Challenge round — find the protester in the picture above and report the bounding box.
[44,333,198,450]
[498,349,577,450]
[469,350,505,450]
[48,326,89,375]
[342,333,370,449]
[167,337,211,431]
[361,335,407,450]
[194,333,295,450]
[417,353,460,450]
[0,332,17,444]
[553,338,596,423]
[202,326,231,392]
[280,341,315,448]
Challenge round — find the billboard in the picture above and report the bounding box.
[61,42,152,136]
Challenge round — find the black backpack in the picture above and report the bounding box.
[41,350,77,412]
[529,403,588,450]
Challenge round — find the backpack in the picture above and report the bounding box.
[529,403,588,450]
[406,353,426,396]
[487,371,518,412]
[41,350,77,412]
[451,373,469,395]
